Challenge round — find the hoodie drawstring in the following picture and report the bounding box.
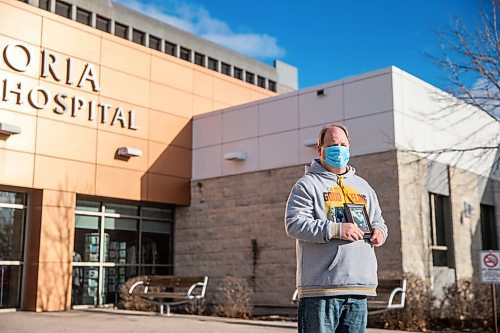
[338,176,355,203]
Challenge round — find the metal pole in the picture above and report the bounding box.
[493,284,498,333]
[0,266,4,308]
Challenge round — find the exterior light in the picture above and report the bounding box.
[303,139,317,147]
[223,151,247,160]
[0,123,21,137]
[317,89,326,96]
[117,147,143,157]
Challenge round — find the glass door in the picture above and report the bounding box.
[0,190,27,309]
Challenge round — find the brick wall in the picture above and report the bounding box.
[175,150,403,308]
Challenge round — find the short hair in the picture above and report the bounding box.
[317,124,350,146]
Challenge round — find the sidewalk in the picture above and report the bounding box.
[0,308,406,333]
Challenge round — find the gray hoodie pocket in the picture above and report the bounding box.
[327,246,343,271]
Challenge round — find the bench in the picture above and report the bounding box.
[367,279,407,315]
[128,275,208,315]
[291,278,407,315]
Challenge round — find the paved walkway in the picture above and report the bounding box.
[0,309,405,333]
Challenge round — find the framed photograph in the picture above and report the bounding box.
[344,203,372,238]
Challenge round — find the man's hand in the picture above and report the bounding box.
[340,223,364,242]
[370,228,384,247]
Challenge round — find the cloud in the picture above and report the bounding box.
[113,0,285,59]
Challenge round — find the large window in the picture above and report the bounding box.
[96,15,110,33]
[429,192,453,267]
[481,204,498,250]
[0,190,27,309]
[165,41,177,56]
[72,199,174,307]
[114,22,129,39]
[149,35,161,51]
[180,47,191,62]
[132,29,145,45]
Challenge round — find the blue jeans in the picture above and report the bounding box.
[298,295,368,333]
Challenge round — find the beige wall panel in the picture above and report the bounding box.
[36,118,97,163]
[298,86,343,128]
[0,69,41,115]
[0,1,42,45]
[147,173,190,205]
[150,82,193,117]
[259,96,299,136]
[35,81,99,128]
[36,262,71,311]
[258,131,299,170]
[193,70,213,99]
[222,138,258,175]
[42,189,76,208]
[34,155,95,194]
[38,54,101,94]
[193,95,213,116]
[42,18,100,64]
[0,36,40,79]
[0,148,33,187]
[249,86,274,101]
[0,109,36,153]
[95,165,144,200]
[39,205,74,263]
[101,38,150,80]
[149,110,191,147]
[213,79,251,106]
[149,142,191,178]
[96,130,149,172]
[151,55,193,92]
[222,105,258,142]
[99,67,150,107]
[97,97,149,140]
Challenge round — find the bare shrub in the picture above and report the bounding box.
[185,298,207,315]
[438,279,493,331]
[119,276,156,312]
[213,276,253,319]
[369,273,435,331]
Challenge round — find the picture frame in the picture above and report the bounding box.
[343,203,373,238]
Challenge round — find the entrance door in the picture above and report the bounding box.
[0,190,26,309]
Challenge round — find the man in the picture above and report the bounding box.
[285,124,388,333]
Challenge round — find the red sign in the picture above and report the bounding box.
[484,253,499,268]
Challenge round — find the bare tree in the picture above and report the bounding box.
[431,0,499,119]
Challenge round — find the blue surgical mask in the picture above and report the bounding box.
[324,145,350,169]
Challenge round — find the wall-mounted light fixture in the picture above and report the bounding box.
[303,138,317,147]
[316,89,326,97]
[116,147,143,157]
[223,151,247,161]
[0,122,21,137]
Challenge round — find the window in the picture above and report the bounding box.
[72,199,174,306]
[39,0,49,10]
[114,22,128,39]
[96,15,110,33]
[194,52,205,66]
[55,0,71,18]
[132,29,145,45]
[148,35,161,51]
[257,76,266,88]
[481,204,498,250]
[180,47,191,62]
[268,80,277,92]
[76,7,91,26]
[221,62,231,76]
[234,67,243,80]
[208,58,218,71]
[165,41,177,56]
[429,193,453,266]
[245,71,255,84]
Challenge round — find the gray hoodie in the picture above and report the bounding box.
[285,159,388,298]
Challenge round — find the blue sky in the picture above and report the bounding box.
[115,0,483,90]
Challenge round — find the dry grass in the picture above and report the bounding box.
[213,276,253,319]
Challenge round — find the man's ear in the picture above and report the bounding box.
[317,145,322,156]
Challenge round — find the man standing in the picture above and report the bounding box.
[285,124,388,333]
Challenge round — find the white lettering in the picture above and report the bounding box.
[99,103,111,123]
[111,107,126,128]
[2,79,24,105]
[71,96,86,117]
[41,50,62,82]
[54,93,68,114]
[3,42,31,72]
[78,64,100,92]
[128,110,138,130]
[28,87,51,110]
